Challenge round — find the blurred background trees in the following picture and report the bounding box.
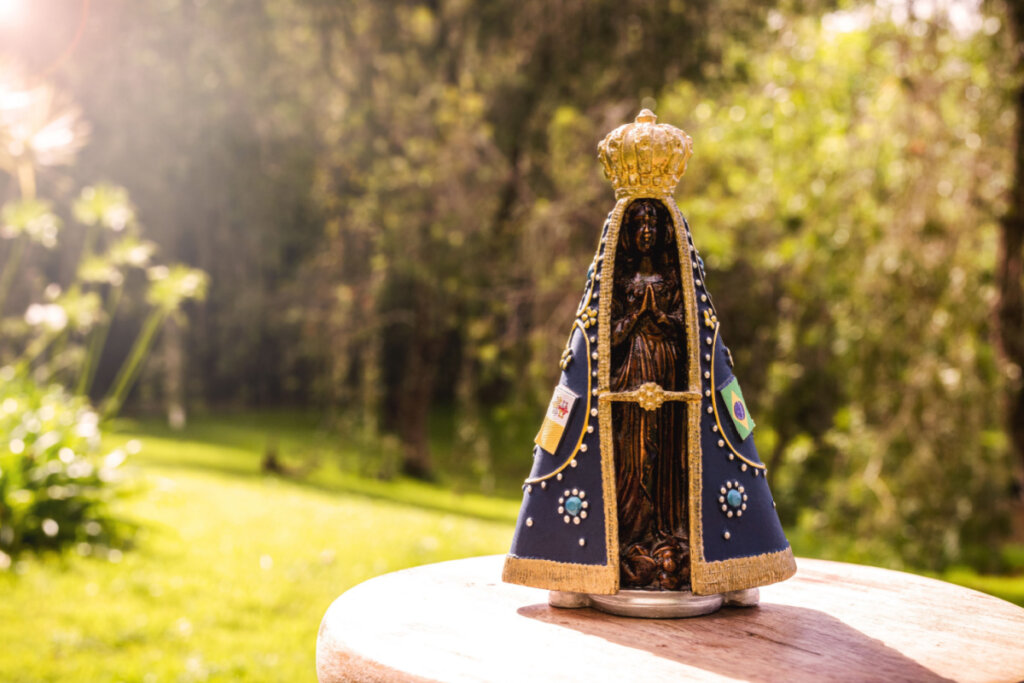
[0,0,1020,571]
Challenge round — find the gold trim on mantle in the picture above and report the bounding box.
[501,556,618,595]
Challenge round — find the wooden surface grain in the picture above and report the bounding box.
[316,555,1024,682]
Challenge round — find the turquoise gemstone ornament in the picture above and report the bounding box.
[565,496,583,515]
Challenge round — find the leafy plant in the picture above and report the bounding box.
[0,367,134,568]
[0,72,208,563]
[0,72,209,421]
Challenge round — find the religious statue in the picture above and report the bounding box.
[611,197,690,592]
[502,109,796,617]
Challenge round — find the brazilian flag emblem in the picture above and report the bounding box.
[719,377,755,440]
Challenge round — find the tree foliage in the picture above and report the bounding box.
[658,6,1016,568]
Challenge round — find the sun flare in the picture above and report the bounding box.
[0,0,21,24]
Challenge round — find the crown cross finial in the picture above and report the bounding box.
[597,109,693,200]
[635,108,657,124]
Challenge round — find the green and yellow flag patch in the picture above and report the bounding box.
[719,377,755,440]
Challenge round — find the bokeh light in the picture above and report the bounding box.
[0,0,22,25]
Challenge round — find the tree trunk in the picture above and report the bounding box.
[397,332,442,480]
[998,212,1024,474]
[1000,2,1024,480]
[164,315,187,431]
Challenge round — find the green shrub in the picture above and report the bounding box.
[0,367,132,568]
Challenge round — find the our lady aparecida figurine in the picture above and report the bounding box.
[502,110,796,617]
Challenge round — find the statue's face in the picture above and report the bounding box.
[631,203,658,254]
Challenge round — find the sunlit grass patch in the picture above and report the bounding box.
[0,420,516,682]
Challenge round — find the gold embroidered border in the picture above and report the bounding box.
[596,199,627,595]
[501,555,618,595]
[693,546,797,595]
[662,200,715,595]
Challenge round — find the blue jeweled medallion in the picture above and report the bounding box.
[558,489,588,525]
[719,480,747,518]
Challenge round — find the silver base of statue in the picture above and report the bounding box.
[548,587,759,618]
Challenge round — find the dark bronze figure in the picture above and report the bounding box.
[611,198,690,590]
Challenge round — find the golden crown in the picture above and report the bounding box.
[597,109,693,200]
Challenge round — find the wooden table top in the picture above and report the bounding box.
[316,555,1024,682]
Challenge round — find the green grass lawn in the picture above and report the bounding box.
[1,413,1022,681]
[0,414,519,682]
